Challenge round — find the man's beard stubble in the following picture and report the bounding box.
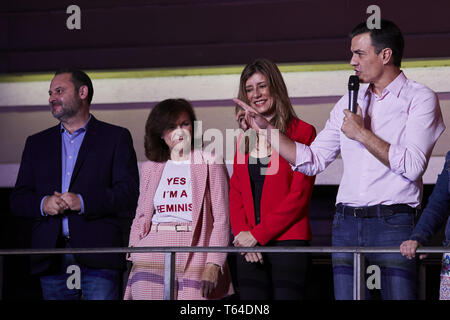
[51,96,81,122]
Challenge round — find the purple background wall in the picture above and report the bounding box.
[1,0,450,73]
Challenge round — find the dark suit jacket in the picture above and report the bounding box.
[10,116,140,275]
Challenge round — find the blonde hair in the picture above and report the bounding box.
[236,58,297,154]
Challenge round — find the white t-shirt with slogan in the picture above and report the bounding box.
[152,160,193,223]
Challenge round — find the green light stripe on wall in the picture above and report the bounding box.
[1,58,449,83]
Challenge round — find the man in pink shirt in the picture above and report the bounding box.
[234,20,445,299]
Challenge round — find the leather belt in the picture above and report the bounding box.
[150,224,192,232]
[336,203,417,218]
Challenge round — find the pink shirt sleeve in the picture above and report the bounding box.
[389,90,445,181]
[292,96,344,176]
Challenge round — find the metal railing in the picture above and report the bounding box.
[0,246,448,300]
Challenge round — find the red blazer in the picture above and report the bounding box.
[229,118,316,245]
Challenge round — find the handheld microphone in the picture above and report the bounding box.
[348,75,359,114]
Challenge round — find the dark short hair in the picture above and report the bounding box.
[144,99,197,162]
[350,19,404,67]
[55,68,94,104]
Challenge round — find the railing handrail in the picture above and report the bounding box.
[0,246,448,255]
[1,246,448,300]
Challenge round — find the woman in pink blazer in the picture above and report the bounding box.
[124,99,233,300]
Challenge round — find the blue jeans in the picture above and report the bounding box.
[332,211,417,300]
[40,253,120,300]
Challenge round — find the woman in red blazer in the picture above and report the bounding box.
[230,58,316,300]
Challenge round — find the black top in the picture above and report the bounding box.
[248,155,270,225]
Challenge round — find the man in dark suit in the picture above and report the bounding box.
[10,68,140,300]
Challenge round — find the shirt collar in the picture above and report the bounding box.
[363,71,407,100]
[60,114,92,134]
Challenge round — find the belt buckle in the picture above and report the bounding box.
[354,207,364,218]
[175,225,184,232]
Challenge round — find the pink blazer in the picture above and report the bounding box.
[128,149,232,292]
